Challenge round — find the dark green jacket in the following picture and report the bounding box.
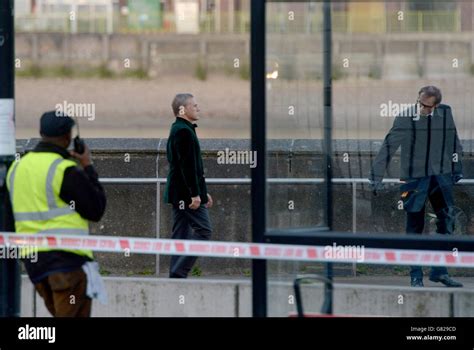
[164,117,208,205]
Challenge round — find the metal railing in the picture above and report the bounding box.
[99,177,474,185]
[98,176,473,276]
[100,177,473,236]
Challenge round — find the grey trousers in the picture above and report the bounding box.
[169,204,212,278]
[406,176,453,279]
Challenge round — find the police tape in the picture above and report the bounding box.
[1,232,474,267]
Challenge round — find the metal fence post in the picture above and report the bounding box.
[0,0,20,318]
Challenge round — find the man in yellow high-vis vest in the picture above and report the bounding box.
[4,111,106,317]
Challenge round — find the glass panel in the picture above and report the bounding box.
[266,0,474,316]
[266,1,326,230]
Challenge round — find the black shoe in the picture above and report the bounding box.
[429,275,463,288]
[411,277,424,287]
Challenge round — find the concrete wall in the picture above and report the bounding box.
[14,138,474,278]
[20,276,474,317]
[15,32,474,78]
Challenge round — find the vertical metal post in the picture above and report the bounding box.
[322,0,334,315]
[155,139,163,276]
[0,0,20,318]
[251,0,266,318]
[352,182,357,276]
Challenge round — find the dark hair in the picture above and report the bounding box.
[418,86,442,104]
[171,93,194,116]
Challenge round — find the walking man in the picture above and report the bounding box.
[164,94,213,278]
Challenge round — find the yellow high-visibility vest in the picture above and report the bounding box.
[6,152,93,259]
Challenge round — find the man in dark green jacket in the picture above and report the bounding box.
[164,93,213,278]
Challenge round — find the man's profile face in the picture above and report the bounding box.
[183,97,200,122]
[417,93,438,117]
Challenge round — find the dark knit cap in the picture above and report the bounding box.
[40,111,75,137]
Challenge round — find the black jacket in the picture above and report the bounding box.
[370,104,463,182]
[164,117,208,206]
[3,141,107,283]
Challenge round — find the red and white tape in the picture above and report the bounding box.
[1,232,474,268]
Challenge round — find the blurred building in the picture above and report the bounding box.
[270,0,472,33]
[349,0,472,32]
[14,0,474,34]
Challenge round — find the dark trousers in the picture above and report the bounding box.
[406,176,454,279]
[169,204,212,278]
[35,268,91,317]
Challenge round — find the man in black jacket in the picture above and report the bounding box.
[4,111,107,316]
[369,86,463,288]
[164,93,213,278]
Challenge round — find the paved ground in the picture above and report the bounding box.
[15,76,474,140]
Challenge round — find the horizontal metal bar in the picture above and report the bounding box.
[99,178,251,184]
[268,226,331,235]
[101,178,165,184]
[266,230,474,251]
[99,178,474,185]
